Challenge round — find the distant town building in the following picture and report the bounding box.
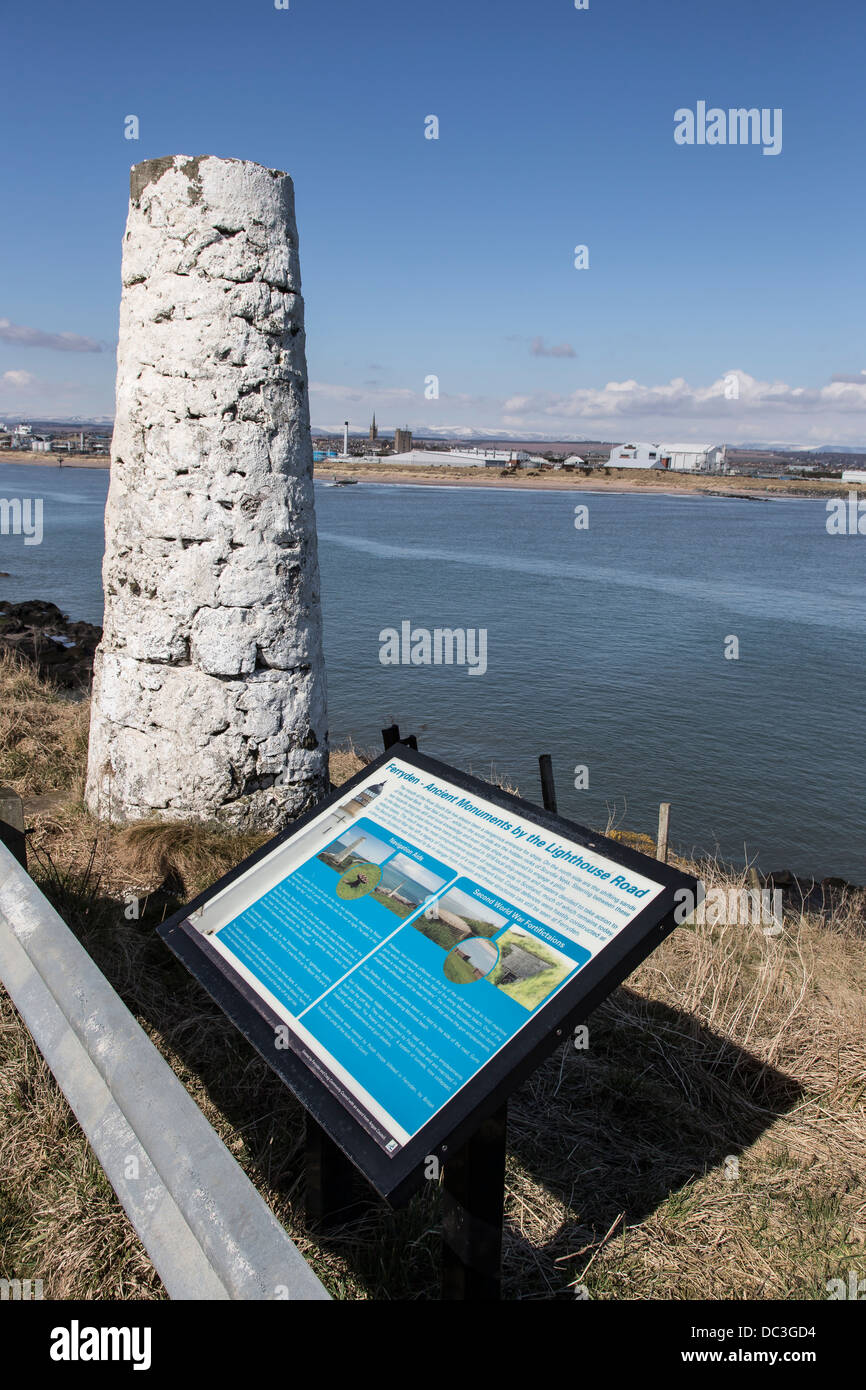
[841,469,866,485]
[369,414,378,442]
[30,436,52,452]
[386,448,527,468]
[394,427,413,453]
[607,442,726,472]
[457,447,528,464]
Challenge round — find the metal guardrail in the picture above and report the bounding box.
[0,822,330,1302]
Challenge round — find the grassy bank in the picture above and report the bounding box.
[1,653,864,1299]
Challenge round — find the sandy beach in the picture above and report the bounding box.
[312,462,840,501]
[0,451,842,499]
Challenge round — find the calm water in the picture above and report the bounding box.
[1,461,864,881]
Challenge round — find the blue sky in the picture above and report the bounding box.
[2,0,865,443]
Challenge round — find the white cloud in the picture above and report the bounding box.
[498,370,866,445]
[501,370,866,420]
[0,370,95,414]
[830,371,866,385]
[1,370,37,388]
[0,318,107,353]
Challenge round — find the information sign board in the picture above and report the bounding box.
[159,745,697,1204]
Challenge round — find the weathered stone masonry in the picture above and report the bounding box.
[86,155,329,828]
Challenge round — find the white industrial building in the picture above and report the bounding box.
[607,442,726,472]
[385,448,534,468]
[841,469,866,485]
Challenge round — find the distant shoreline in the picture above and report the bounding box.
[0,452,107,470]
[0,452,842,499]
[313,463,840,501]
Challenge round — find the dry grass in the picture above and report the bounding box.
[0,1003,163,1300]
[0,649,89,797]
[1,660,864,1299]
[328,737,376,789]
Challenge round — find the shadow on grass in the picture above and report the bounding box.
[501,985,804,1298]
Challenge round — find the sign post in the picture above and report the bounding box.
[441,1101,508,1301]
[158,743,697,1298]
[304,1114,365,1230]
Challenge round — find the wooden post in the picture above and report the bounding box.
[0,786,27,870]
[656,802,671,863]
[538,755,557,813]
[441,1103,508,1301]
[382,725,418,752]
[304,1115,368,1231]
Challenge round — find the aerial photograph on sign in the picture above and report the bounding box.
[0,0,863,1344]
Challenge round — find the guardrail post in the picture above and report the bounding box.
[0,787,26,870]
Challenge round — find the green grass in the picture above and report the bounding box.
[443,952,480,984]
[412,917,462,950]
[335,863,380,899]
[495,966,568,1011]
[461,917,500,938]
[369,891,417,918]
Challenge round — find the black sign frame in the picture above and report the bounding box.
[158,743,697,1206]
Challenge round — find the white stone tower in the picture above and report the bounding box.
[86,155,329,828]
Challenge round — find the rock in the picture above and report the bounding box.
[85,156,329,829]
[0,600,102,689]
[766,869,795,889]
